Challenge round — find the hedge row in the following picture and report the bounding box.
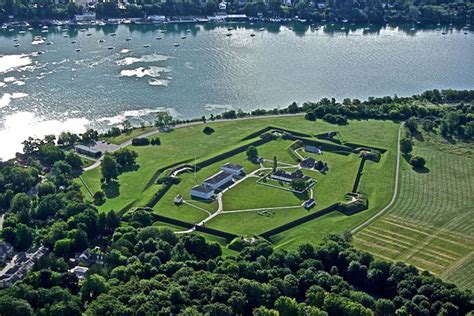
[286,140,303,162]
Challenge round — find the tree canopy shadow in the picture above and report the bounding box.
[119,163,140,174]
[412,166,430,174]
[102,180,120,198]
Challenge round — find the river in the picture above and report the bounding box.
[0,22,473,159]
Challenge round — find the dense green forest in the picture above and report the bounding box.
[0,0,473,26]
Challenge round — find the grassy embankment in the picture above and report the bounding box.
[353,131,474,290]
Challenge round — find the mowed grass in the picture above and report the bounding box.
[81,117,398,214]
[80,116,399,244]
[271,126,399,249]
[354,135,474,290]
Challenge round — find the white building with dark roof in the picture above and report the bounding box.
[69,266,89,279]
[203,171,233,190]
[221,163,244,176]
[190,185,215,200]
[305,145,322,154]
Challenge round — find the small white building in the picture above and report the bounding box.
[221,163,244,176]
[74,12,96,22]
[303,198,316,209]
[305,145,322,154]
[69,266,89,279]
[203,171,233,190]
[190,185,214,200]
[174,194,183,204]
[147,15,166,22]
[218,1,227,11]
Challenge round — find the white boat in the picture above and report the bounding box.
[259,27,265,31]
[186,29,191,32]
[110,33,117,36]
[156,36,162,40]
[63,35,69,38]
[250,33,255,37]
[99,39,105,43]
[125,37,131,41]
[226,33,232,37]
[86,33,92,36]
[108,46,114,50]
[75,48,81,52]
[173,42,180,47]
[80,28,86,32]
[46,42,53,45]
[19,31,26,34]
[143,44,150,48]
[14,44,20,47]
[181,35,186,39]
[71,40,77,44]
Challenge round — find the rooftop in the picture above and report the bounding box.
[191,185,214,194]
[204,171,232,185]
[74,145,101,154]
[222,163,243,170]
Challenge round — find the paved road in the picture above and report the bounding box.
[83,113,304,171]
[349,122,404,234]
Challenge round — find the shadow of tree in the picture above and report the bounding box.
[102,180,120,198]
[119,164,140,174]
[412,166,430,174]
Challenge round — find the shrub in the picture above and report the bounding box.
[93,191,106,205]
[323,114,348,125]
[400,138,413,154]
[132,138,150,146]
[151,137,161,145]
[203,126,214,135]
[410,156,426,169]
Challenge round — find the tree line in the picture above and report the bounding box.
[1,0,473,26]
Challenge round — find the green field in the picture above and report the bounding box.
[354,133,474,290]
[80,116,399,248]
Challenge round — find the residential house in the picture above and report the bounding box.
[69,266,89,279]
[75,248,105,266]
[0,242,14,265]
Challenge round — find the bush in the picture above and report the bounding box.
[203,126,214,135]
[410,156,426,169]
[151,137,161,145]
[323,114,348,125]
[93,191,106,205]
[400,138,413,154]
[132,138,150,146]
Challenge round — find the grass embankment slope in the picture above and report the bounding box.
[354,132,474,290]
[80,116,399,248]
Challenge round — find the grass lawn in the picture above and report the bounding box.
[101,127,158,145]
[353,132,474,290]
[207,208,311,236]
[79,116,399,242]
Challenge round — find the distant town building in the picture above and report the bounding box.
[0,246,49,288]
[218,1,227,11]
[147,15,166,22]
[190,185,214,200]
[221,163,244,176]
[203,171,233,190]
[0,242,14,265]
[74,145,102,158]
[74,12,97,22]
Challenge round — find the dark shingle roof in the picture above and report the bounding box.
[191,185,214,193]
[204,171,232,185]
[222,163,243,170]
